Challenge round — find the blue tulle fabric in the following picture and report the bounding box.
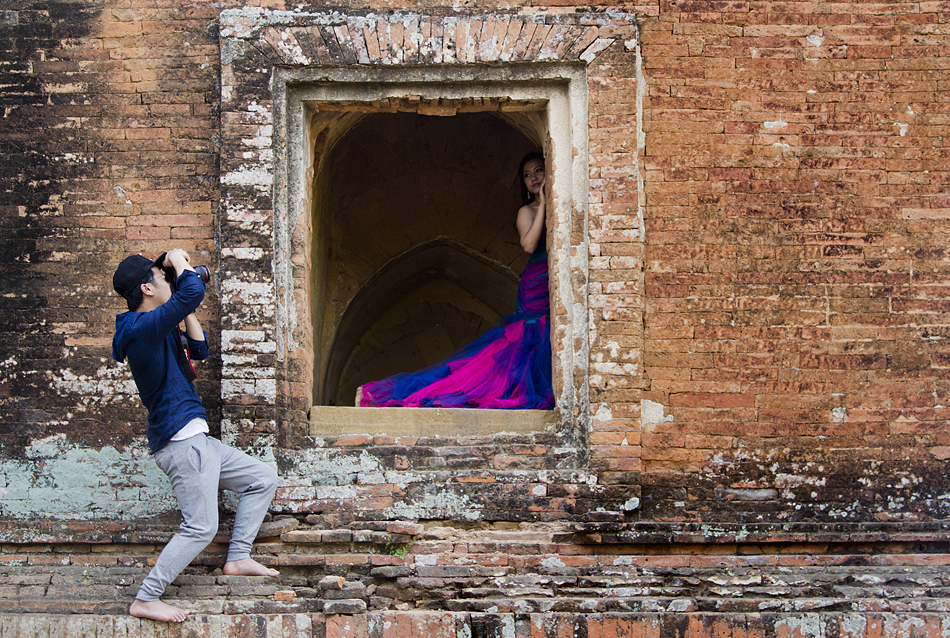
[360,249,554,409]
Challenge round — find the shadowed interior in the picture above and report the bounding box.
[311,111,542,405]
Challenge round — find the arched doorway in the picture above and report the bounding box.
[311,111,541,405]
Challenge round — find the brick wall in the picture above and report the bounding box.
[1,1,950,633]
[589,1,950,523]
[0,0,947,531]
[0,0,225,445]
[0,0,243,517]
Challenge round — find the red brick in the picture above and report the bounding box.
[669,393,756,408]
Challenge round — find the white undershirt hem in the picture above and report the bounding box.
[171,417,210,442]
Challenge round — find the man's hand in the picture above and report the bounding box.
[162,249,195,278]
[162,248,190,268]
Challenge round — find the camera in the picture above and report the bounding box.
[163,264,211,291]
[194,265,211,284]
[158,251,212,291]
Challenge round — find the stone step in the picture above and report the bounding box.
[11,518,949,548]
[442,596,950,614]
[0,612,319,637]
[2,590,950,617]
[1,518,949,626]
[1,550,949,617]
[2,610,950,638]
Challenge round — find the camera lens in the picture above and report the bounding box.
[195,265,211,284]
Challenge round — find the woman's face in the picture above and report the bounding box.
[522,159,545,198]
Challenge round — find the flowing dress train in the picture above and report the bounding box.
[359,248,554,410]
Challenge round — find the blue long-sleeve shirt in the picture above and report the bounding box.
[112,270,210,453]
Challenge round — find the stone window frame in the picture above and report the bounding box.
[217,9,639,462]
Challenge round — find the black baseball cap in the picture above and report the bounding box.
[113,253,163,300]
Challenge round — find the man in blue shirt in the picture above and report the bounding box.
[112,248,279,623]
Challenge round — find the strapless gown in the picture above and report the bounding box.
[359,249,554,410]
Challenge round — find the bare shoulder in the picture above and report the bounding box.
[516,203,537,224]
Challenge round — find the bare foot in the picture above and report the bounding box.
[223,557,280,578]
[129,598,189,623]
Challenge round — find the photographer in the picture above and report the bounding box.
[112,248,279,623]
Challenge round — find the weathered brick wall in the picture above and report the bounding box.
[0,0,232,518]
[589,1,950,524]
[0,2,112,442]
[0,0,948,530]
[0,0,224,438]
[2,3,950,633]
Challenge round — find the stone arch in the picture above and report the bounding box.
[323,238,521,406]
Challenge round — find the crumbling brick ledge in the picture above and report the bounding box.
[0,517,948,636]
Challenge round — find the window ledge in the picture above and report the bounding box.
[308,406,556,437]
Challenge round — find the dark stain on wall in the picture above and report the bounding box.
[636,449,950,524]
[0,2,105,442]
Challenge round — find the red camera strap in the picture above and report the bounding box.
[178,326,198,381]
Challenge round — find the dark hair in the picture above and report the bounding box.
[125,268,157,312]
[517,151,545,206]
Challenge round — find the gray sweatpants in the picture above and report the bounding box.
[136,434,279,602]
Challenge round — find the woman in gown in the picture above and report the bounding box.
[358,152,554,410]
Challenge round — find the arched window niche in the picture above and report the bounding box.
[317,111,540,406]
[272,65,590,441]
